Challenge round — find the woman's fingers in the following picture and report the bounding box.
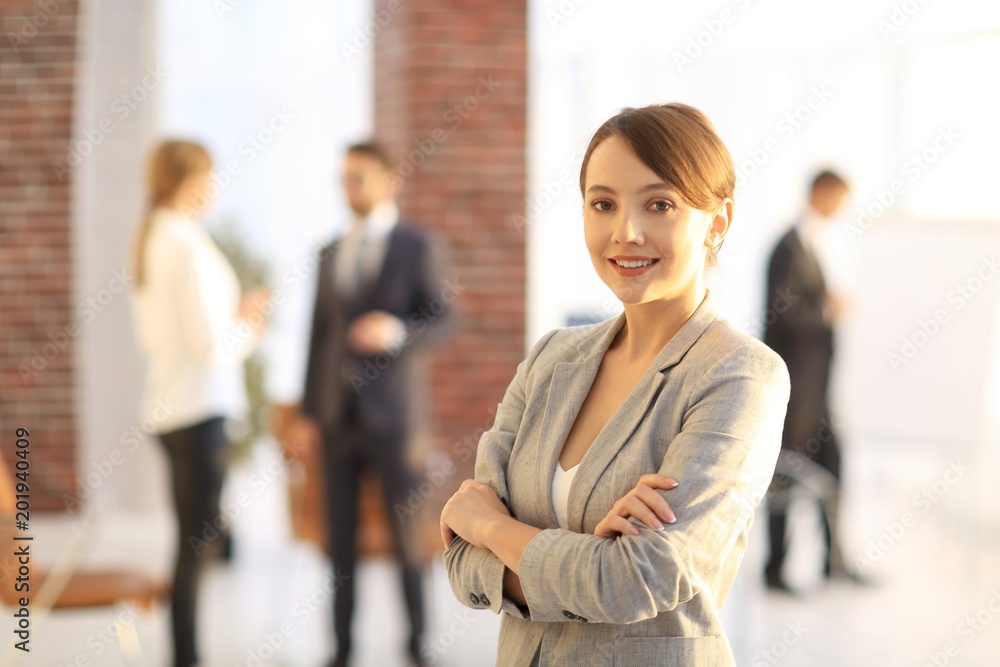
[638,473,678,490]
[612,495,663,530]
[440,516,453,548]
[634,484,677,524]
[595,515,640,538]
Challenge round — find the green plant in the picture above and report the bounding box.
[209,218,271,461]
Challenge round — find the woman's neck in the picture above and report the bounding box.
[614,287,707,364]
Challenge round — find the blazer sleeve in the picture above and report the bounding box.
[300,245,334,421]
[513,343,790,624]
[441,328,560,619]
[400,234,456,349]
[767,238,827,336]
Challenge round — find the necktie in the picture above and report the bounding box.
[349,232,369,296]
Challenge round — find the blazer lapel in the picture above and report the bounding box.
[790,226,827,294]
[368,227,406,303]
[566,296,719,533]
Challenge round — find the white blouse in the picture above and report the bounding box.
[130,208,260,434]
[551,461,580,530]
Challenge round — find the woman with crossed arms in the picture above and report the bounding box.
[440,103,790,666]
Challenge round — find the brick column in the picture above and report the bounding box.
[0,1,80,510]
[374,1,528,549]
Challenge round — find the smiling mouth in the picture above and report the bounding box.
[611,258,658,269]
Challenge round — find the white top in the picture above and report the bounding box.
[551,461,580,530]
[130,208,260,434]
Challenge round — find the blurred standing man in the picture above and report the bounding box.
[763,170,857,592]
[291,142,454,667]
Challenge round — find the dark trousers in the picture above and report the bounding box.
[765,405,843,582]
[322,400,426,663]
[158,416,228,667]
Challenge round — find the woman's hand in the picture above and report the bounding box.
[239,288,272,332]
[594,474,678,538]
[347,311,405,355]
[440,479,510,550]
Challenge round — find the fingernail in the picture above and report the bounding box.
[668,516,677,524]
[654,524,665,531]
[652,520,664,530]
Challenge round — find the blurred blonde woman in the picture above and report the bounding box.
[129,140,269,667]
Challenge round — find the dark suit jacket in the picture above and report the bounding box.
[301,222,453,440]
[763,225,834,451]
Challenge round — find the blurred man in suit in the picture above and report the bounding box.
[291,142,454,667]
[763,170,854,592]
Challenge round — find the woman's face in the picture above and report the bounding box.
[582,135,730,307]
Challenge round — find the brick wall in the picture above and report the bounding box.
[0,0,80,510]
[374,1,528,520]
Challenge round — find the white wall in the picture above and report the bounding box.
[72,0,162,513]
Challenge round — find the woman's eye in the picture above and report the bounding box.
[650,200,672,212]
[591,200,613,212]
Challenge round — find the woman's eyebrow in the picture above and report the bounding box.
[586,182,672,195]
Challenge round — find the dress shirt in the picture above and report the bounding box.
[130,207,260,434]
[335,200,399,297]
[334,200,406,345]
[551,462,580,530]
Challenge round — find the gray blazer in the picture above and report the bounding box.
[443,296,790,666]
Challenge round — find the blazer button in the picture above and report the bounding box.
[479,594,491,607]
[469,593,481,606]
[562,610,575,620]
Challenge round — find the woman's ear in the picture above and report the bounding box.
[704,198,733,251]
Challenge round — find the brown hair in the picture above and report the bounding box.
[810,169,848,193]
[579,103,735,260]
[131,140,212,289]
[346,140,393,171]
